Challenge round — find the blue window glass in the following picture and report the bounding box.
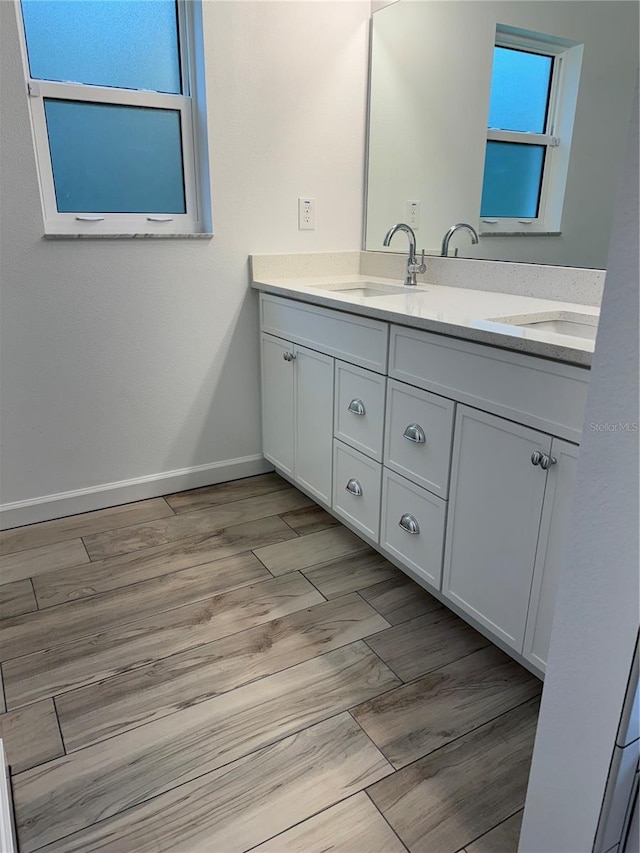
[44,99,186,213]
[480,141,545,219]
[21,1,181,94]
[488,47,552,133]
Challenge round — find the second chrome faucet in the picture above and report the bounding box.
[383,223,426,286]
[441,222,479,257]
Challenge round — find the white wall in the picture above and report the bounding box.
[519,84,639,851]
[0,1,371,521]
[366,1,638,268]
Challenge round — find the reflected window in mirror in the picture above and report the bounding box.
[365,1,638,267]
[480,29,583,237]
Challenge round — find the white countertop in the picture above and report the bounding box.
[251,274,598,367]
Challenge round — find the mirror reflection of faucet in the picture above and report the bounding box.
[383,223,426,286]
[441,223,479,257]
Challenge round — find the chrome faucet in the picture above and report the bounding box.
[441,223,479,257]
[383,223,426,286]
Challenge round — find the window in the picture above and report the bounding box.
[17,0,211,236]
[480,28,583,236]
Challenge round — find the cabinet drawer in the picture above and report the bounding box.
[261,294,389,374]
[333,440,382,542]
[335,362,386,462]
[389,325,589,442]
[380,468,446,590]
[384,379,455,498]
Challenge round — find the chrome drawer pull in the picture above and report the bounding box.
[530,451,542,466]
[348,398,366,416]
[398,513,420,534]
[403,423,426,444]
[345,478,363,497]
[539,454,557,470]
[283,351,296,362]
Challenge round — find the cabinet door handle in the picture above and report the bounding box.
[283,351,296,362]
[398,513,420,534]
[348,398,366,416]
[403,423,426,444]
[539,454,557,470]
[530,451,542,466]
[345,478,363,497]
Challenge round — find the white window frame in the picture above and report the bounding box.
[480,28,583,237]
[15,0,211,237]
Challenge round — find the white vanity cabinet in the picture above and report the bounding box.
[260,333,334,506]
[258,292,589,680]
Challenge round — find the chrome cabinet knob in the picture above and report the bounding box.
[283,351,296,362]
[539,454,557,470]
[398,513,420,534]
[403,423,426,444]
[530,451,542,466]
[345,478,363,497]
[348,398,366,416]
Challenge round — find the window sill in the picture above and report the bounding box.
[43,232,214,240]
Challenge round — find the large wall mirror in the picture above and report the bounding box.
[365,1,638,268]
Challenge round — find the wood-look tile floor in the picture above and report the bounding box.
[0,473,541,853]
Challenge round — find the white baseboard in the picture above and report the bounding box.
[0,455,274,530]
[0,742,16,853]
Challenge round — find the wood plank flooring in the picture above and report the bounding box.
[0,580,37,620]
[0,473,540,852]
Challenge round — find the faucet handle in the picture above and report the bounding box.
[406,251,426,286]
[409,249,426,275]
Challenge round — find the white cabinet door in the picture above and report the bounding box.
[261,333,294,477]
[523,438,579,672]
[443,405,551,651]
[294,344,334,506]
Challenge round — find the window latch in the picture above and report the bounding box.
[146,216,174,222]
[27,81,40,97]
[75,216,105,222]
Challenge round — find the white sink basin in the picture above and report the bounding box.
[309,281,428,298]
[489,310,598,341]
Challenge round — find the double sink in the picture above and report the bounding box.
[308,281,598,343]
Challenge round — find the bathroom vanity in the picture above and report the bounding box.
[251,256,599,679]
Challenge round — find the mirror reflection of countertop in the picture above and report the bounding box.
[250,274,598,368]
